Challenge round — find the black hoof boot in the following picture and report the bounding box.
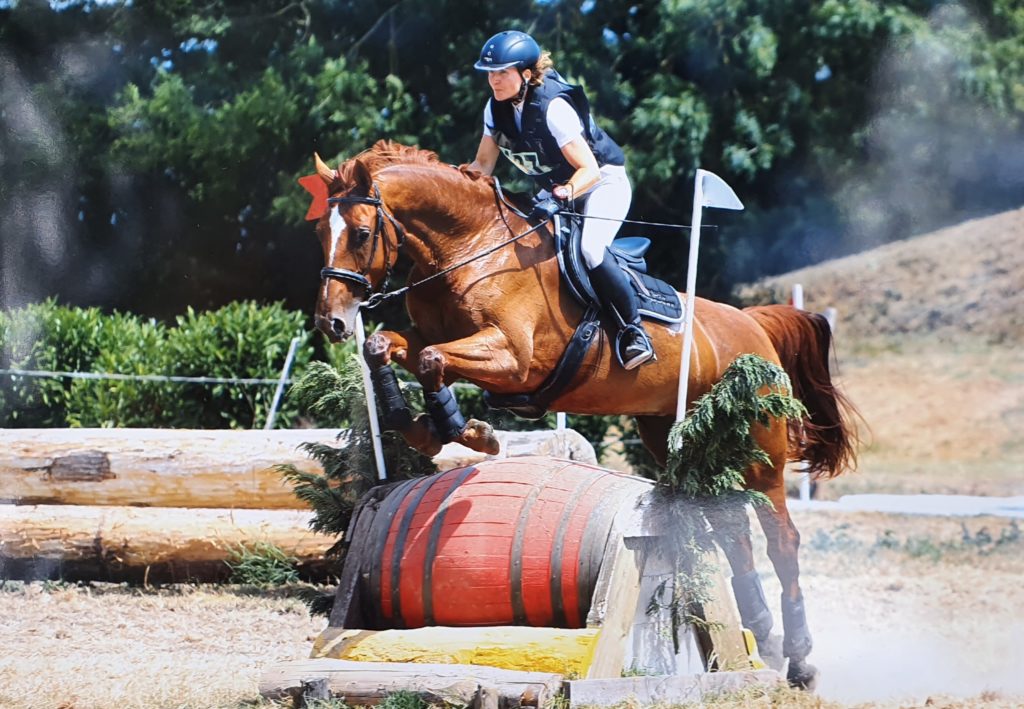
[424,384,467,443]
[787,658,819,690]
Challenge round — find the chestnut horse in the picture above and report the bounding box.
[305,141,857,686]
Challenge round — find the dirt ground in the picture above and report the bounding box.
[2,511,1022,709]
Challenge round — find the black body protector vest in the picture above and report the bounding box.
[487,72,625,190]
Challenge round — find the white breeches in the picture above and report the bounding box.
[578,165,632,269]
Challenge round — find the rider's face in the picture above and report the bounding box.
[487,67,528,101]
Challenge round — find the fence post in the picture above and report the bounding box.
[791,284,812,502]
[354,313,388,481]
[264,336,302,430]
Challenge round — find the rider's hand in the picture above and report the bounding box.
[530,197,560,222]
[552,184,571,201]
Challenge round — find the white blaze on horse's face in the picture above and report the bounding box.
[317,205,362,342]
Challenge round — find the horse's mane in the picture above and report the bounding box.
[338,140,492,185]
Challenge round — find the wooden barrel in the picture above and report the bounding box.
[357,456,651,629]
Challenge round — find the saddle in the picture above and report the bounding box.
[484,213,682,418]
[552,214,683,324]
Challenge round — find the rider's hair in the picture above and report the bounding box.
[526,51,554,86]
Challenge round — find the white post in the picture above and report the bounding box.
[264,336,301,430]
[675,170,744,422]
[791,284,811,502]
[556,411,567,458]
[354,311,388,481]
[823,306,838,332]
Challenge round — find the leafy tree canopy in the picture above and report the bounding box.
[2,0,1023,316]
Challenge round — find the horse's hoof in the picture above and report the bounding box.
[462,419,501,455]
[786,658,818,691]
[405,413,444,457]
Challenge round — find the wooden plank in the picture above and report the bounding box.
[566,669,783,707]
[0,429,337,509]
[585,535,647,679]
[694,547,753,672]
[258,658,564,707]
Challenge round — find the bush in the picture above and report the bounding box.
[0,300,114,427]
[66,315,176,427]
[2,299,316,429]
[163,301,313,428]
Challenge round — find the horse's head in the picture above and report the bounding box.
[306,154,405,342]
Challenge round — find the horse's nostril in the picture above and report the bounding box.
[331,318,347,338]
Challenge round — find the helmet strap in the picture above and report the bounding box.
[510,71,530,106]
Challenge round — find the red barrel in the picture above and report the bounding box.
[358,456,650,629]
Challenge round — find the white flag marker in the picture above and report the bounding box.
[675,169,744,422]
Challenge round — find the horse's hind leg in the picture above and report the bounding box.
[701,496,780,668]
[755,483,817,689]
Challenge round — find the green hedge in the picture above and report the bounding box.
[0,299,313,429]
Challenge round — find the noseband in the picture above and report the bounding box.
[321,184,406,306]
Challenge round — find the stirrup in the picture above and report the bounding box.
[615,323,655,371]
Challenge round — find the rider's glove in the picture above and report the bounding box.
[530,197,560,223]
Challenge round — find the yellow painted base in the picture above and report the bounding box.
[312,626,601,677]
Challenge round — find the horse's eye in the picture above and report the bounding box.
[356,226,372,244]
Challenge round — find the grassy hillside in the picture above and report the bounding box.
[736,207,1024,347]
[735,208,1024,498]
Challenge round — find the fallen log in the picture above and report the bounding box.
[0,504,332,583]
[0,428,595,509]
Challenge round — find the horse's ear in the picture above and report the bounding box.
[352,158,373,191]
[314,152,337,185]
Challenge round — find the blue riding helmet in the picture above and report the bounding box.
[474,31,541,72]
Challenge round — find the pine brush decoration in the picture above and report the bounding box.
[279,357,435,557]
[661,354,807,501]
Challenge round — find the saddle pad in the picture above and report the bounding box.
[630,270,684,322]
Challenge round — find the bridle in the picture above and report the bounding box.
[318,177,551,310]
[320,184,406,302]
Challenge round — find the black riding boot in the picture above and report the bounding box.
[587,250,655,370]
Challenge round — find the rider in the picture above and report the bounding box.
[467,30,655,371]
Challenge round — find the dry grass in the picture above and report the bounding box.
[0,583,322,709]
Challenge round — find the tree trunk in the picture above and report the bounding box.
[0,428,595,509]
[0,503,333,583]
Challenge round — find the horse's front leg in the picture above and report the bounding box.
[416,325,528,456]
[363,329,446,457]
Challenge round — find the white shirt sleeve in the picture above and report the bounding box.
[545,97,585,148]
[482,101,493,137]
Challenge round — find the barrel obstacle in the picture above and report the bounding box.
[0,428,594,583]
[259,456,781,707]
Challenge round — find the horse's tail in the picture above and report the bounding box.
[745,304,859,479]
